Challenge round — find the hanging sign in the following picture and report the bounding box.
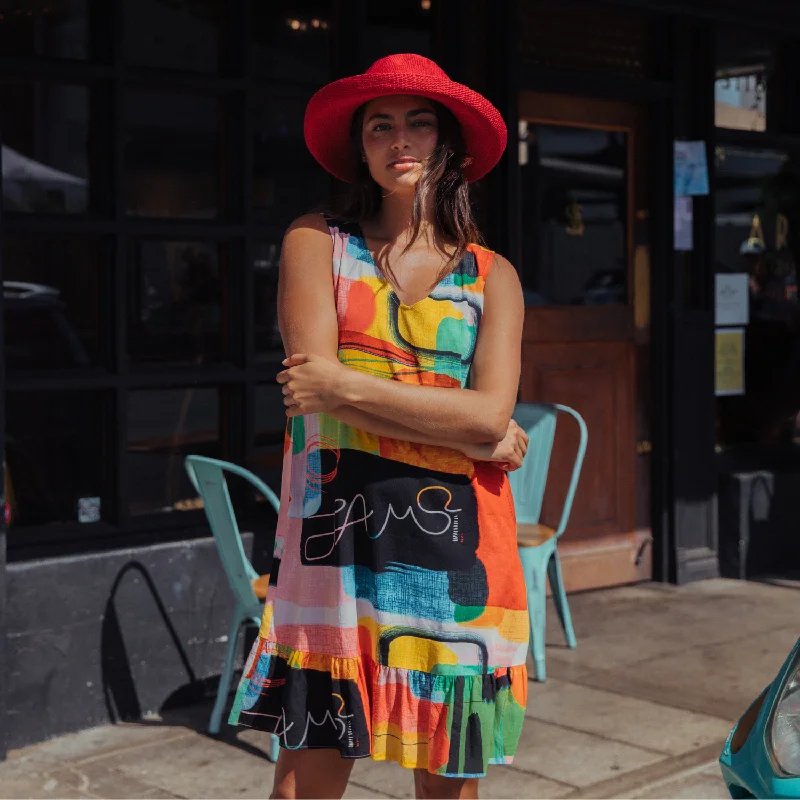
[715,274,749,327]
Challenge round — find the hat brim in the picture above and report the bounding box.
[303,73,507,184]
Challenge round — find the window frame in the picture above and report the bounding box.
[0,0,345,558]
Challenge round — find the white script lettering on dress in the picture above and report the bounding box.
[305,486,463,560]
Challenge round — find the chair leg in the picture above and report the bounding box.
[547,550,576,649]
[524,556,549,682]
[269,734,281,763]
[209,612,244,736]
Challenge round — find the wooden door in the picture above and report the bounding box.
[518,92,652,592]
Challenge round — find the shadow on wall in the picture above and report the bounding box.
[102,560,209,723]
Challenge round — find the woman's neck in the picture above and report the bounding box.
[374,188,437,245]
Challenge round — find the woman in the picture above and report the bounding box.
[230,54,529,800]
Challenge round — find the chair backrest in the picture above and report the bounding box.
[184,455,280,614]
[508,402,588,538]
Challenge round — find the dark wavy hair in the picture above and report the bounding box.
[334,100,483,287]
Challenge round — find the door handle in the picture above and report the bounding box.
[636,440,652,455]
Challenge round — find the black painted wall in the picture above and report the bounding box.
[5,536,251,750]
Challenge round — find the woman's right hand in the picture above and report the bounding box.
[461,419,529,471]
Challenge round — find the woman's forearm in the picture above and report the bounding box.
[337,368,508,443]
[330,405,466,451]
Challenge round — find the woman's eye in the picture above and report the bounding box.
[413,120,434,127]
[372,124,391,132]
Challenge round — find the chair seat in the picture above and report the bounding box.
[251,574,270,600]
[517,523,556,547]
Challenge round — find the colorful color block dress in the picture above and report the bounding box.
[229,216,529,778]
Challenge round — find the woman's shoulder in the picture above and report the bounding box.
[465,243,519,286]
[286,212,331,236]
[286,212,362,238]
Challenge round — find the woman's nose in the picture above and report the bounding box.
[390,126,411,151]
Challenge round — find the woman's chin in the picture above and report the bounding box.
[379,171,421,194]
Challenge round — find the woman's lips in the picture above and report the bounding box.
[388,159,420,171]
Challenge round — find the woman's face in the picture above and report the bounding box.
[361,94,439,194]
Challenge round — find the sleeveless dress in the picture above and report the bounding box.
[229,217,529,778]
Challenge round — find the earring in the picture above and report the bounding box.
[361,155,367,162]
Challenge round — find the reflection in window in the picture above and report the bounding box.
[3,236,107,371]
[5,391,108,527]
[0,1,87,60]
[715,146,800,447]
[125,0,220,73]
[254,240,282,361]
[0,82,89,214]
[520,123,627,306]
[248,383,288,501]
[127,240,227,366]
[253,1,332,83]
[715,28,777,132]
[127,388,220,516]
[125,91,219,218]
[253,90,330,228]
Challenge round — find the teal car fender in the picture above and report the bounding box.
[721,638,800,799]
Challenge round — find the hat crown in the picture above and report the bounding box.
[364,53,448,80]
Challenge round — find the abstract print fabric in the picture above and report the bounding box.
[229,217,528,778]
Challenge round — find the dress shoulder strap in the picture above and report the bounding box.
[467,243,496,281]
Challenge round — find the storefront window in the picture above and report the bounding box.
[520,123,628,306]
[0,1,88,60]
[127,239,229,366]
[253,239,282,361]
[5,391,110,527]
[3,235,108,371]
[715,28,778,133]
[125,0,221,73]
[253,1,332,84]
[127,388,220,516]
[252,89,330,228]
[0,81,90,214]
[124,90,220,219]
[364,1,433,65]
[715,145,800,447]
[249,383,287,498]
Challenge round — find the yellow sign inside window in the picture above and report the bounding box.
[715,328,745,396]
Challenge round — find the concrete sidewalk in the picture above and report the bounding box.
[2,578,797,799]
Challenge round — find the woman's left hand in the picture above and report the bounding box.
[277,354,350,417]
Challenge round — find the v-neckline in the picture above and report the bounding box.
[355,222,462,309]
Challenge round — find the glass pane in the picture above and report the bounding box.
[253,2,332,83]
[127,240,228,366]
[125,91,219,218]
[3,235,107,371]
[253,89,330,227]
[254,240,282,361]
[714,146,800,448]
[249,383,287,500]
[715,28,777,132]
[519,123,628,306]
[0,1,87,59]
[127,388,220,516]
[364,1,434,65]
[125,0,220,73]
[0,82,89,214]
[5,390,109,527]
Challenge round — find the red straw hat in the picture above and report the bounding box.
[303,54,507,184]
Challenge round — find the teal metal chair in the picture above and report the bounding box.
[509,403,588,682]
[184,455,281,762]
